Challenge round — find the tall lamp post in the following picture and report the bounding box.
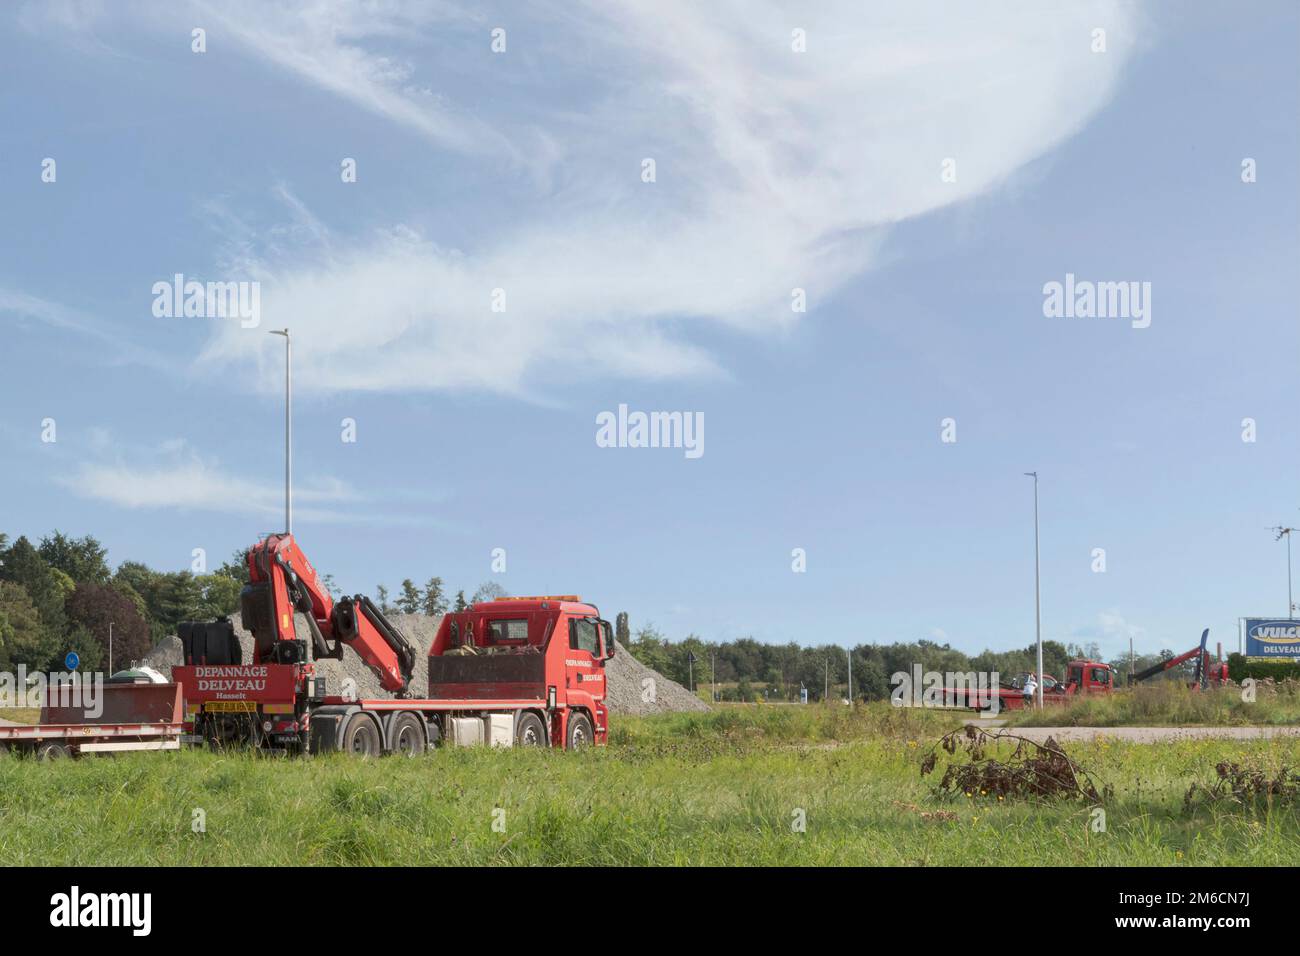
[269,329,292,536]
[1274,526,1296,618]
[1025,472,1043,708]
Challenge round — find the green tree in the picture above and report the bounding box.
[65,581,153,669]
[0,536,67,664]
[1067,640,1103,661]
[422,577,448,616]
[453,590,468,613]
[215,549,249,583]
[376,584,393,614]
[850,649,890,701]
[114,561,169,633]
[38,531,110,584]
[1040,640,1070,680]
[0,580,51,669]
[615,611,629,645]
[109,576,149,622]
[63,624,103,673]
[470,581,507,604]
[627,624,672,676]
[49,567,76,603]
[156,572,204,633]
[197,574,242,619]
[397,579,422,615]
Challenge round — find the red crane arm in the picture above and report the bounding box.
[242,534,416,696]
[1129,629,1214,686]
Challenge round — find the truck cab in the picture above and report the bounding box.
[978,659,1115,711]
[430,596,615,747]
[1063,660,1114,695]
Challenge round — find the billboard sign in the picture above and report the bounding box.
[1243,618,1300,661]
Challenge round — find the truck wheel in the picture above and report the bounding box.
[390,713,426,756]
[36,742,70,761]
[342,713,381,758]
[565,712,592,750]
[516,713,547,747]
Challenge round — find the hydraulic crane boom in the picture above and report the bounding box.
[239,534,417,696]
[1129,628,1224,688]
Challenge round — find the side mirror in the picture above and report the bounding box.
[600,620,616,659]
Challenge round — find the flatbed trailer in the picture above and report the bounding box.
[0,681,185,759]
[0,721,184,758]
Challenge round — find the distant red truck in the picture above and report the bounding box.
[943,660,1115,711]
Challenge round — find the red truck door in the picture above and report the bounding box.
[563,614,606,728]
[1088,665,1113,693]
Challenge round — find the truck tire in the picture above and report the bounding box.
[36,741,70,761]
[342,713,382,758]
[516,712,547,747]
[390,713,426,756]
[565,712,592,750]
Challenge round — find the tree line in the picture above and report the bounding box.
[0,531,242,673]
[370,578,508,617]
[617,620,1193,702]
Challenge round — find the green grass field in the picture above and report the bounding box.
[2,704,1298,866]
[1002,683,1300,727]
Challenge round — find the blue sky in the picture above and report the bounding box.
[1,1,1296,660]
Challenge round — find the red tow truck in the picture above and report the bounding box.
[172,534,614,754]
[941,660,1116,711]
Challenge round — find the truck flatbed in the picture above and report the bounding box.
[0,682,186,757]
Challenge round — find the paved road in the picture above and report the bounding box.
[968,724,1300,743]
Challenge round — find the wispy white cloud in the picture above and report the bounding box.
[1098,610,1147,643]
[56,438,358,522]
[194,0,525,158]
[0,288,171,370]
[194,0,1141,396]
[23,0,1143,396]
[53,434,454,524]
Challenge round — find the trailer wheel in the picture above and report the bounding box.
[390,713,426,756]
[516,713,546,747]
[565,712,593,750]
[342,713,382,758]
[36,742,71,761]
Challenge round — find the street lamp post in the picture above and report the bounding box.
[846,647,853,705]
[1025,472,1043,708]
[1274,526,1296,618]
[269,329,292,536]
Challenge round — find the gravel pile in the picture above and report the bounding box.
[143,615,708,715]
[604,642,710,716]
